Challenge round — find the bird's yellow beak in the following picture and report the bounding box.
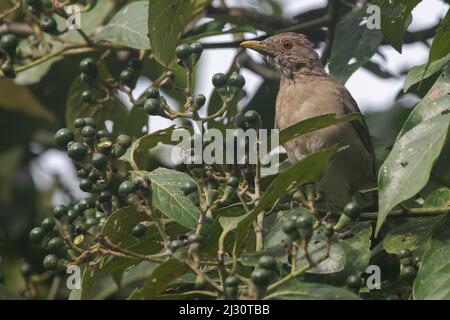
[240,40,268,54]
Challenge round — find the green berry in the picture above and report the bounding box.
[41,217,56,232]
[398,249,412,260]
[194,94,206,107]
[120,67,136,86]
[401,266,416,280]
[128,58,143,70]
[131,224,146,238]
[67,142,88,160]
[0,34,18,55]
[244,110,262,129]
[81,126,96,138]
[144,98,160,116]
[84,117,96,128]
[97,130,109,140]
[85,217,98,229]
[251,268,272,287]
[79,178,93,192]
[77,199,89,211]
[91,153,108,170]
[169,239,184,252]
[29,227,45,243]
[1,62,15,78]
[53,205,68,218]
[95,211,106,220]
[118,180,136,196]
[229,72,246,88]
[47,237,64,254]
[190,42,203,56]
[343,202,361,220]
[181,181,197,195]
[194,276,206,289]
[282,219,297,235]
[346,274,362,290]
[40,16,57,34]
[54,128,74,148]
[81,90,93,103]
[112,145,126,158]
[79,58,97,76]
[74,118,86,129]
[212,73,227,88]
[296,215,313,230]
[258,255,277,271]
[116,134,132,148]
[145,87,160,99]
[43,254,59,270]
[98,190,112,203]
[227,176,239,189]
[80,72,93,83]
[175,43,192,60]
[67,209,79,223]
[224,276,239,287]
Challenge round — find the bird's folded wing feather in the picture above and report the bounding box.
[338,87,377,177]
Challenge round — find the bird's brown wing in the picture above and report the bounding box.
[338,87,377,178]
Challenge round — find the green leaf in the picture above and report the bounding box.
[93,1,151,49]
[101,206,147,245]
[57,0,115,43]
[14,57,62,86]
[128,259,188,299]
[0,79,54,121]
[261,113,363,153]
[265,282,360,300]
[80,207,148,298]
[376,113,450,235]
[383,216,445,255]
[424,188,450,208]
[0,286,24,300]
[89,261,159,300]
[337,222,372,277]
[378,0,420,52]
[240,233,345,275]
[398,66,450,137]
[125,104,148,140]
[329,8,383,84]
[66,77,128,137]
[413,217,450,299]
[182,23,257,42]
[427,8,450,67]
[225,147,340,246]
[127,125,178,170]
[148,0,211,67]
[403,54,450,92]
[304,229,346,274]
[133,168,200,229]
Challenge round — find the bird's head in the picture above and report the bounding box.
[240,32,324,79]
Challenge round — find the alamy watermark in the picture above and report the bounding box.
[170,121,280,174]
[65,5,82,30]
[366,4,381,30]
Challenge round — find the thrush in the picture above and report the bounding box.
[241,32,377,208]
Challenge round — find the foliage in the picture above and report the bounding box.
[0,0,449,301]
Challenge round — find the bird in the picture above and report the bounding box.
[240,32,377,209]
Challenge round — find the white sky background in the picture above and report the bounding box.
[31,0,449,202]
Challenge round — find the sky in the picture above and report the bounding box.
[31,0,449,202]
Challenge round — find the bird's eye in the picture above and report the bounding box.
[282,40,293,50]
